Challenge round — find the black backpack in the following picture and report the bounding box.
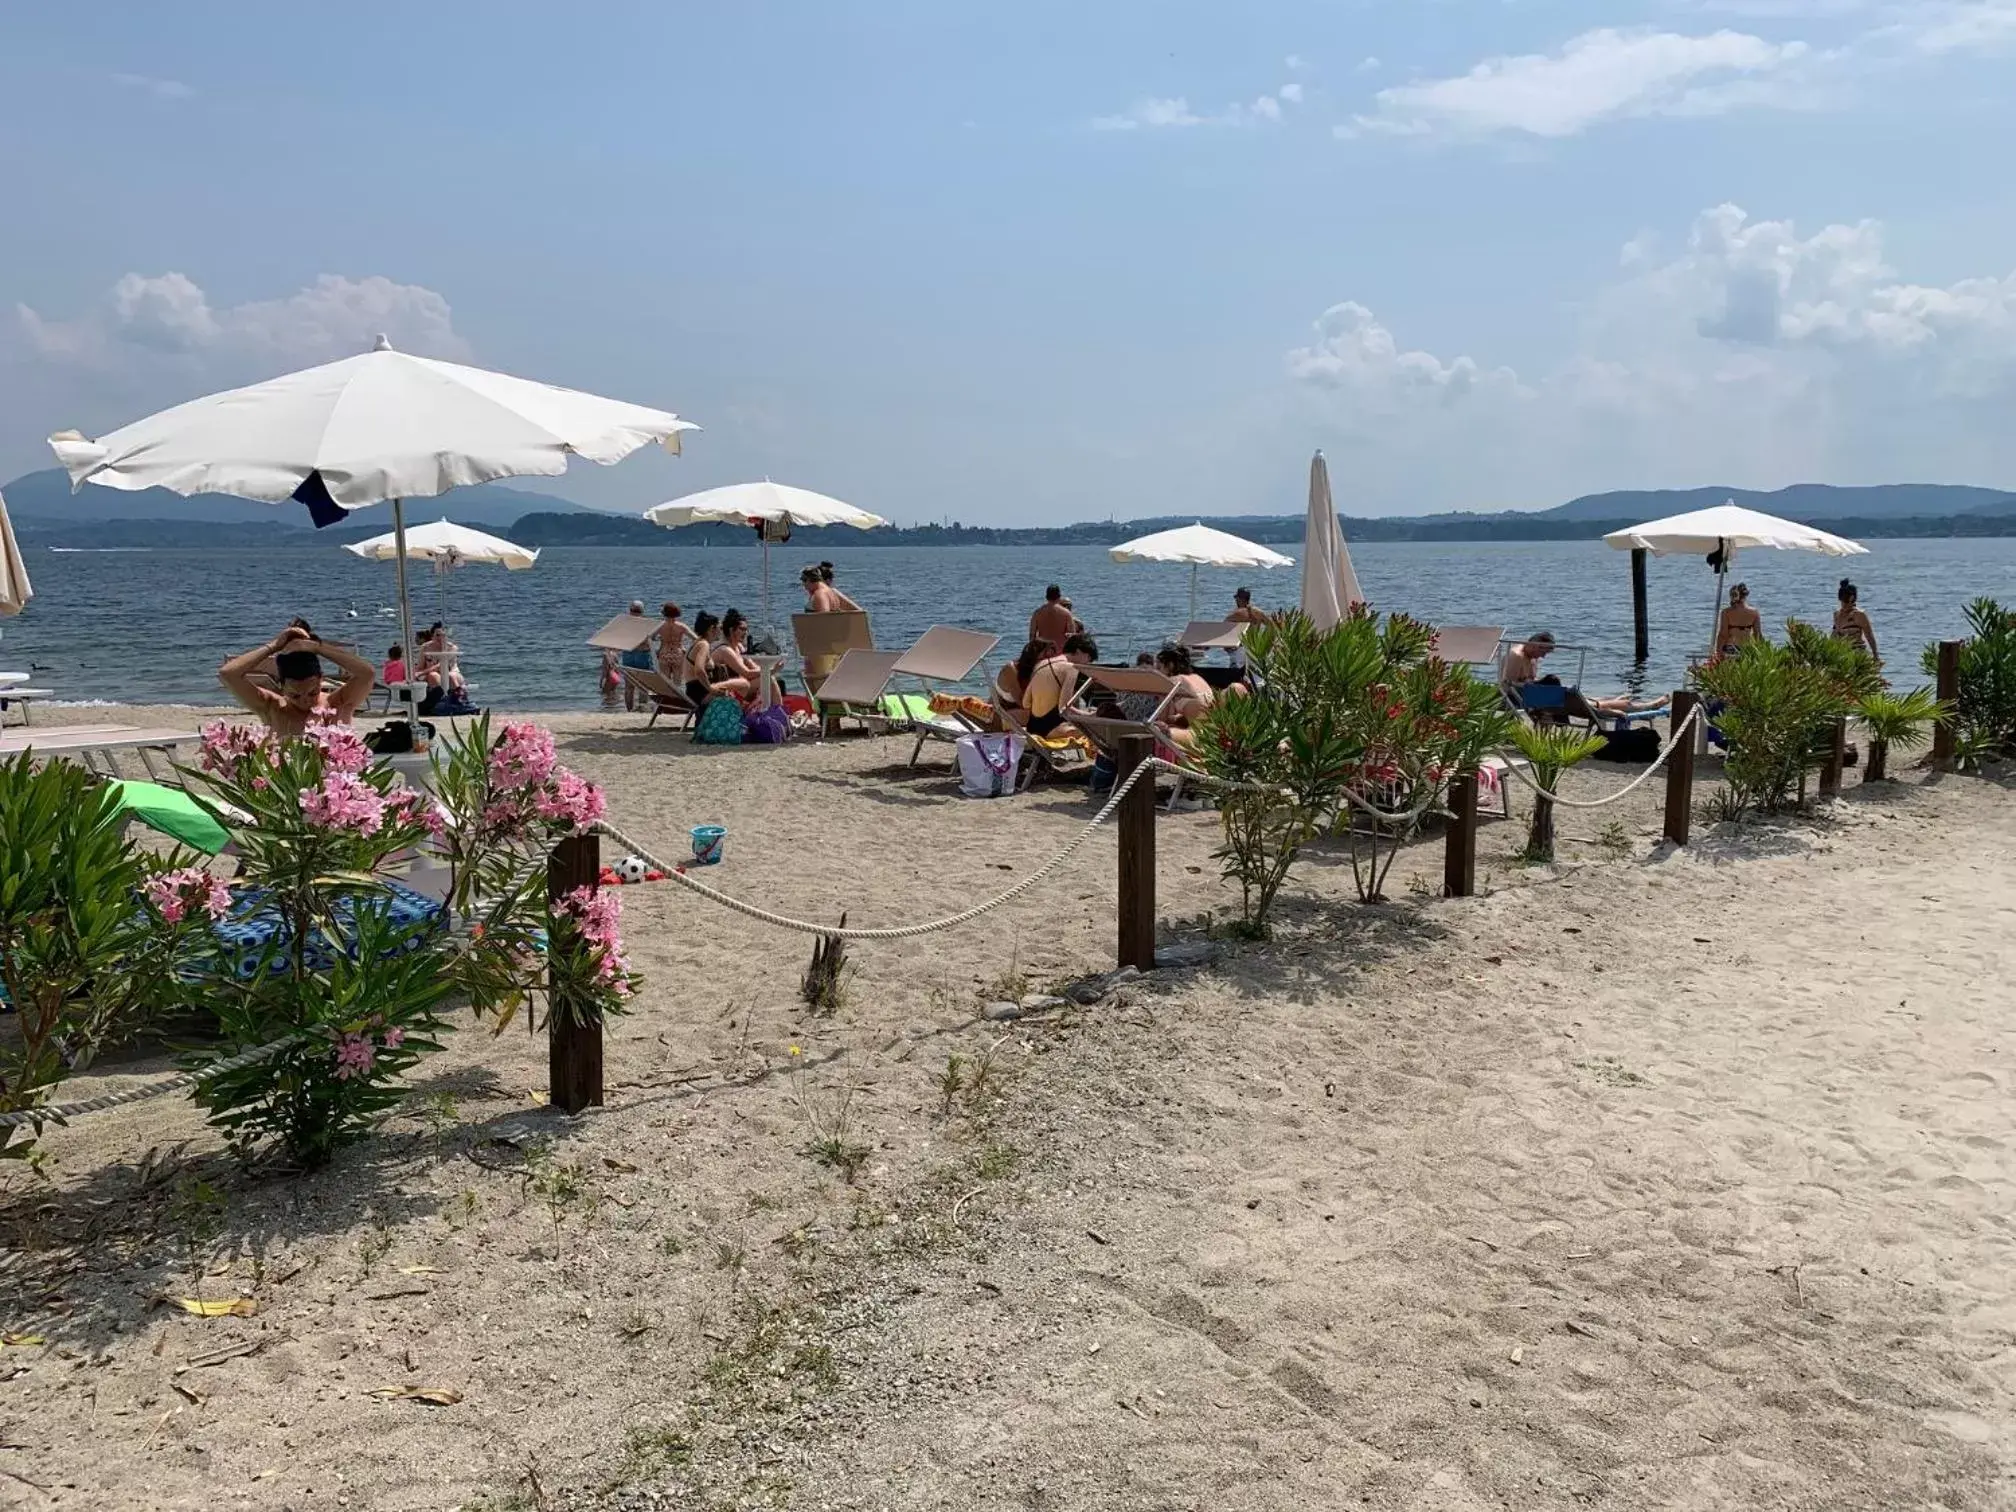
[1594,726,1662,763]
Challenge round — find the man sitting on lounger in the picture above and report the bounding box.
[220,622,375,737]
[1500,631,1662,719]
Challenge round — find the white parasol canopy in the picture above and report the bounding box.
[1110,522,1293,620]
[644,481,888,632]
[345,518,538,639]
[1299,450,1363,631]
[1602,504,1868,558]
[49,337,695,701]
[1603,502,1867,661]
[344,517,539,571]
[0,490,31,619]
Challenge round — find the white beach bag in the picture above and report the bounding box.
[956,732,1023,798]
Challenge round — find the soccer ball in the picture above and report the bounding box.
[614,854,648,885]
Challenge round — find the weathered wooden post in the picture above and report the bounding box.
[1931,638,1963,770]
[1442,770,1478,899]
[1818,717,1848,797]
[1116,733,1157,971]
[548,830,605,1114]
[1664,690,1698,846]
[1631,548,1650,664]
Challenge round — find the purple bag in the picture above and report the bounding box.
[742,703,790,745]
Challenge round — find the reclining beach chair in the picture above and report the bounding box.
[895,628,1002,763]
[1061,666,1201,810]
[1430,625,1506,670]
[793,611,877,733]
[0,723,196,781]
[808,649,908,735]
[619,666,701,730]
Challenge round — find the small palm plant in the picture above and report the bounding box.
[1508,724,1607,864]
[1855,687,1945,781]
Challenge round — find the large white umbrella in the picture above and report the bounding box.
[644,480,887,633]
[1109,522,1293,620]
[1604,502,1867,659]
[0,490,31,619]
[1300,449,1363,631]
[50,336,696,698]
[345,518,538,638]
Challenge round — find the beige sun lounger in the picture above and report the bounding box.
[991,667,1091,789]
[587,613,660,652]
[1177,620,1245,650]
[619,667,701,730]
[0,687,55,726]
[1431,625,1508,668]
[792,611,874,689]
[1068,664,1184,723]
[1064,713,1193,811]
[809,649,906,736]
[894,628,1002,763]
[1,723,195,781]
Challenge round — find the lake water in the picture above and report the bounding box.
[4,538,2010,710]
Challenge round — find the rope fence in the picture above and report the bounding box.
[0,1033,302,1133]
[1491,703,1703,809]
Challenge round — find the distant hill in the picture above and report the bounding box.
[1536,483,2016,523]
[0,467,597,533]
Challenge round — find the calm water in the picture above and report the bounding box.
[4,538,2011,709]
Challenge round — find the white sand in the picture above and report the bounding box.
[2,711,2010,1510]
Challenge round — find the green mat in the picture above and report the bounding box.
[875,693,935,721]
[108,781,232,856]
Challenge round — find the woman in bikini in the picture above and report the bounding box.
[1715,583,1763,656]
[800,564,862,615]
[1018,633,1099,736]
[1833,579,1879,663]
[684,612,751,707]
[1153,642,1216,749]
[712,609,777,709]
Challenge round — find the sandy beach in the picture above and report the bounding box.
[1,709,2011,1510]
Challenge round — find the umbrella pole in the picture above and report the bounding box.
[392,499,416,725]
[1707,539,1730,664]
[763,538,772,637]
[1189,563,1199,623]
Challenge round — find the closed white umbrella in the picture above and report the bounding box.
[1300,450,1363,631]
[1109,522,1293,620]
[644,481,888,633]
[345,518,538,637]
[50,336,696,698]
[0,490,31,619]
[1604,502,1867,659]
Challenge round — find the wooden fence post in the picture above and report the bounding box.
[1116,733,1157,971]
[548,830,604,1114]
[1818,717,1848,797]
[1664,690,1698,846]
[1442,770,1478,898]
[1631,547,1650,664]
[1931,638,1963,769]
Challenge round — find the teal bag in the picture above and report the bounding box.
[694,696,746,745]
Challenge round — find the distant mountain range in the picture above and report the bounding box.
[5,468,2015,547]
[0,467,598,534]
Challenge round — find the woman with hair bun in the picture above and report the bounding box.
[1832,578,1879,663]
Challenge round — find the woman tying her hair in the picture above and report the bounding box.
[219,620,376,737]
[1833,579,1879,663]
[654,601,687,678]
[1016,633,1099,736]
[800,562,862,614]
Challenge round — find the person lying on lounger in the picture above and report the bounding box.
[220,621,375,737]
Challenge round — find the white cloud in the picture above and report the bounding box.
[1354,27,1814,138]
[110,71,195,101]
[16,272,469,374]
[1897,0,2016,53]
[1284,205,2016,506]
[1092,79,1306,130]
[1356,56,1382,74]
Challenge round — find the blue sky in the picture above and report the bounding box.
[1,0,2012,522]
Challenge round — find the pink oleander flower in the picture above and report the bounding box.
[309,721,371,775]
[385,788,450,840]
[144,866,233,924]
[559,886,632,988]
[479,797,528,836]
[489,722,557,792]
[333,1033,376,1080]
[299,772,386,835]
[197,719,271,776]
[534,768,606,831]
[382,1026,406,1049]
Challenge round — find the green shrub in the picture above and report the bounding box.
[0,756,212,1157]
[1507,725,1606,863]
[1921,598,2016,769]
[1856,687,1944,781]
[1693,619,1874,816]
[1188,609,1512,925]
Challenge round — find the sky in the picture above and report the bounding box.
[1,0,2012,524]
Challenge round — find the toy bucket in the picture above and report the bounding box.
[690,825,726,866]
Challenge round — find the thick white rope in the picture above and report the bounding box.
[0,1033,305,1132]
[1493,704,1701,809]
[593,753,1172,940]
